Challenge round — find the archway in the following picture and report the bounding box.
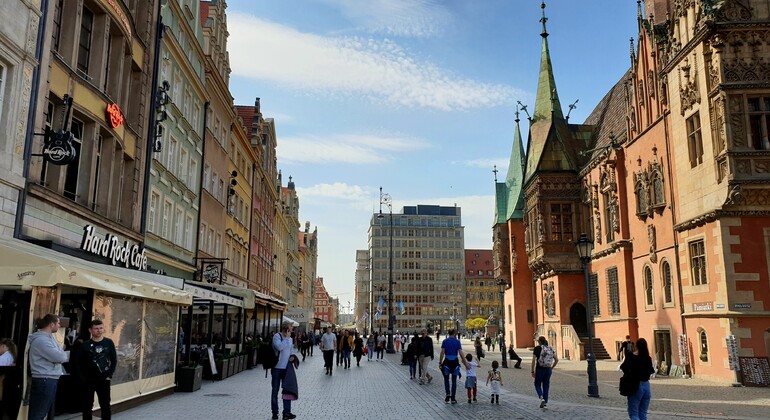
[570,302,588,336]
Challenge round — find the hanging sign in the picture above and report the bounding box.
[80,225,147,270]
[42,129,77,165]
[106,103,124,128]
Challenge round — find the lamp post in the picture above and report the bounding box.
[379,187,396,353]
[496,278,509,368]
[576,233,599,398]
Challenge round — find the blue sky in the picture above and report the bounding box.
[225,0,639,304]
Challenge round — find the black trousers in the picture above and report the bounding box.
[82,378,111,420]
[323,350,334,371]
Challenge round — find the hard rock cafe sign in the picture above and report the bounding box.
[106,103,124,128]
[80,225,147,270]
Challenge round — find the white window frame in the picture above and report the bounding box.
[185,213,193,250]
[148,190,160,233]
[174,207,183,245]
[161,199,172,239]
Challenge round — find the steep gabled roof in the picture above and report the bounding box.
[495,110,527,224]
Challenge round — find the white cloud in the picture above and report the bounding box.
[320,0,451,38]
[278,133,429,164]
[228,13,518,111]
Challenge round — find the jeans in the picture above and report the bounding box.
[408,358,417,378]
[82,378,111,420]
[627,380,651,420]
[534,367,553,402]
[377,346,384,359]
[29,377,58,420]
[442,359,460,397]
[367,345,374,360]
[342,350,351,367]
[270,368,291,415]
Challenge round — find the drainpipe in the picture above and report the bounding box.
[15,0,50,238]
[139,4,165,235]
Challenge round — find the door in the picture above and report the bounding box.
[569,302,587,336]
[654,330,672,375]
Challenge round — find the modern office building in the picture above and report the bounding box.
[368,205,465,333]
[354,249,371,332]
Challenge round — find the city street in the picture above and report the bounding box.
[107,340,768,420]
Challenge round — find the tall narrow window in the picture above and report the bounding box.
[686,113,703,167]
[549,203,574,242]
[607,267,620,315]
[77,7,94,75]
[689,240,707,285]
[644,266,654,307]
[699,329,709,361]
[148,191,159,233]
[185,214,193,250]
[52,0,64,52]
[651,171,665,206]
[748,97,770,150]
[161,200,172,239]
[63,119,84,201]
[662,261,673,304]
[589,273,600,316]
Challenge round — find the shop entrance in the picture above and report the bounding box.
[654,330,672,375]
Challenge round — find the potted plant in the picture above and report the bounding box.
[176,363,203,392]
[246,338,259,369]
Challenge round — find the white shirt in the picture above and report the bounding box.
[0,352,13,366]
[320,332,336,351]
[272,332,293,369]
[466,361,478,377]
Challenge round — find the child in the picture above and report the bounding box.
[486,360,503,404]
[464,353,478,403]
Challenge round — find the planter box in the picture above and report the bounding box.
[239,355,246,372]
[176,365,203,392]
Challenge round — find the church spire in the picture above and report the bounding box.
[533,1,564,121]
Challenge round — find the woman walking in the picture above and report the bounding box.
[531,336,558,409]
[474,337,484,360]
[366,333,375,362]
[406,335,419,380]
[353,333,364,367]
[620,338,655,420]
[376,332,386,360]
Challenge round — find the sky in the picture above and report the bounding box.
[225,0,640,306]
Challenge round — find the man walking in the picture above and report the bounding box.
[320,327,336,376]
[439,329,468,404]
[271,322,296,420]
[77,319,117,420]
[28,314,68,420]
[532,336,558,409]
[417,329,434,385]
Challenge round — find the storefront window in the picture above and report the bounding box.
[142,301,177,378]
[93,293,142,384]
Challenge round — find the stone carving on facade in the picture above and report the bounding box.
[710,94,727,155]
[524,219,530,252]
[510,234,517,273]
[543,281,556,318]
[648,224,658,263]
[493,235,502,274]
[648,70,656,98]
[15,64,34,155]
[26,14,39,55]
[716,0,753,22]
[600,165,620,233]
[537,208,545,244]
[593,184,602,244]
[723,58,770,83]
[679,56,701,115]
[728,94,746,147]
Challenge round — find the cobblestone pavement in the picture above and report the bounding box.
[110,341,768,420]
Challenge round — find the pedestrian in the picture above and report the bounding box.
[486,360,503,405]
[474,337,484,359]
[491,336,496,352]
[406,335,418,380]
[508,344,523,369]
[308,331,315,357]
[0,338,19,420]
[341,330,353,369]
[28,314,68,420]
[417,329,434,385]
[438,329,468,404]
[436,330,440,342]
[394,332,401,352]
[531,335,558,409]
[366,333,375,362]
[376,332,386,360]
[320,327,336,376]
[0,338,16,366]
[621,338,655,420]
[464,353,478,403]
[485,335,492,352]
[299,332,310,362]
[270,322,297,420]
[353,333,364,367]
[336,330,344,366]
[620,335,635,361]
[77,319,117,420]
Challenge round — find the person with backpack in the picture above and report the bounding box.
[620,338,655,420]
[271,322,296,420]
[77,319,117,420]
[531,336,558,409]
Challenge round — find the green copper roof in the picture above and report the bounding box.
[505,114,526,220]
[494,181,509,225]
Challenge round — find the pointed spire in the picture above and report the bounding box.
[533,1,564,121]
[504,105,526,219]
[540,1,549,38]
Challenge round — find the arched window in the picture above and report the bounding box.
[699,329,709,361]
[661,261,673,304]
[635,181,648,215]
[652,171,665,206]
[644,266,654,306]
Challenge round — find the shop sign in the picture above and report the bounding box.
[101,0,132,38]
[692,301,713,312]
[734,303,752,309]
[106,103,124,128]
[80,225,147,270]
[42,129,77,165]
[716,303,725,309]
[285,308,310,322]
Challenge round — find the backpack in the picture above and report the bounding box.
[258,341,279,377]
[538,345,555,368]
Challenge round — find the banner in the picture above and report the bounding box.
[397,300,405,315]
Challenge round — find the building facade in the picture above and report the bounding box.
[314,276,334,325]
[464,250,499,329]
[369,205,465,333]
[495,0,770,383]
[354,249,371,331]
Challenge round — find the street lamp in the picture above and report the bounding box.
[378,187,396,353]
[576,233,599,398]
[496,278,509,368]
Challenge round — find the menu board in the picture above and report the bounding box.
[739,357,770,387]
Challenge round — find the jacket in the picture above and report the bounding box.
[419,336,434,358]
[28,331,68,379]
[282,357,300,400]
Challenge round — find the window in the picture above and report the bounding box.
[148,191,159,233]
[0,64,5,122]
[189,157,197,190]
[651,171,665,206]
[178,148,188,184]
[549,203,573,242]
[589,273,599,316]
[199,223,206,251]
[488,292,494,300]
[77,6,94,74]
[185,214,193,250]
[52,0,64,51]
[166,137,178,173]
[207,228,214,254]
[174,208,183,245]
[635,180,647,215]
[662,261,673,304]
[686,113,703,167]
[161,200,172,239]
[644,266,654,307]
[203,164,210,192]
[748,97,770,150]
[699,329,709,362]
[63,119,84,202]
[689,240,707,285]
[607,267,620,315]
[212,172,219,197]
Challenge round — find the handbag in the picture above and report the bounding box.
[619,374,639,396]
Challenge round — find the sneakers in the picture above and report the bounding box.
[445,395,451,403]
[540,400,547,408]
[283,414,297,420]
[427,375,433,384]
[468,399,472,404]
[451,398,457,404]
[473,397,477,402]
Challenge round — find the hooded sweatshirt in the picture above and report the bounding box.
[28,331,68,379]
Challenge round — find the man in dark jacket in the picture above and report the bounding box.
[77,319,117,420]
[417,329,434,384]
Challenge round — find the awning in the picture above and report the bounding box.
[184,283,244,307]
[0,238,191,305]
[192,282,258,309]
[282,316,300,327]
